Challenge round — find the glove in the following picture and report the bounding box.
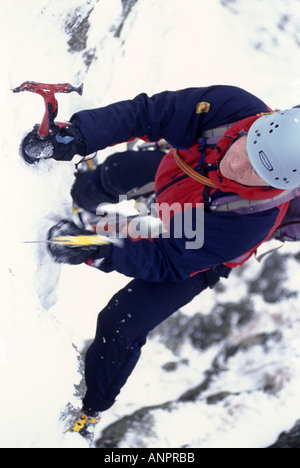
[21,121,87,164]
[47,220,108,265]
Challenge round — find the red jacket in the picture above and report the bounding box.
[155,115,289,269]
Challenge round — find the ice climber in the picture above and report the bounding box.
[24,85,300,435]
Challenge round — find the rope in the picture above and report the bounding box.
[173,149,217,189]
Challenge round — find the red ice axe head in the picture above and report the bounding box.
[12,81,83,137]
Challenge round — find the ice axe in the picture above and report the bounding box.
[12,81,83,163]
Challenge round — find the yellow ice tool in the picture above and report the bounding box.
[52,234,110,247]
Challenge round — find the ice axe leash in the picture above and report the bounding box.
[12,81,83,164]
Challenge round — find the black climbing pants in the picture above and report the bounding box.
[71,150,231,412]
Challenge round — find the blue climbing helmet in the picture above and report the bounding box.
[247,107,300,189]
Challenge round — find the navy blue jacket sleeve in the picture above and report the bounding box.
[95,208,279,282]
[71,85,269,155]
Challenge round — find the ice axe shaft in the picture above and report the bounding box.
[12,81,83,137]
[23,234,111,247]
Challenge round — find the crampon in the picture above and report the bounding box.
[70,411,101,438]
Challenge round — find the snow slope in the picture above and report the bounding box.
[1,0,300,448]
